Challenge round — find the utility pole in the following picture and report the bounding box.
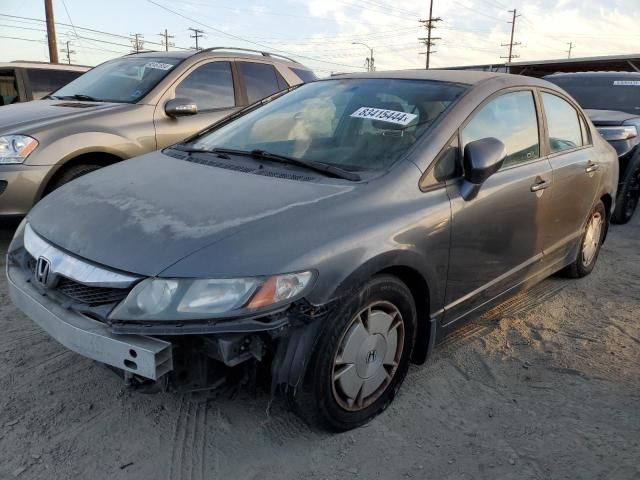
[130,33,144,53]
[60,40,75,64]
[189,27,205,50]
[159,29,174,52]
[566,42,575,59]
[418,0,442,69]
[501,9,521,64]
[44,0,59,63]
[352,42,374,72]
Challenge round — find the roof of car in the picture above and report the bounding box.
[545,71,640,78]
[0,61,89,71]
[128,48,310,68]
[328,69,550,86]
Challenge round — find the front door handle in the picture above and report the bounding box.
[530,179,550,192]
[586,162,600,174]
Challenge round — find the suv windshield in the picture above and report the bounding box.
[189,78,466,171]
[50,57,182,103]
[548,76,640,114]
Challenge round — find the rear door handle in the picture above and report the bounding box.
[586,162,600,174]
[530,180,550,192]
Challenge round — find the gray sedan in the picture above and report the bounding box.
[6,70,618,431]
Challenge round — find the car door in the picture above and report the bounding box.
[153,60,242,148]
[538,90,599,266]
[443,89,554,325]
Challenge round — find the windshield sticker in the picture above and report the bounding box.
[145,62,174,71]
[613,80,640,86]
[350,107,418,126]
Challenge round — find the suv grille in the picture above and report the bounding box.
[56,277,130,306]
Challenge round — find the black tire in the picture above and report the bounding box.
[291,274,417,431]
[562,200,606,278]
[612,155,640,224]
[49,163,103,192]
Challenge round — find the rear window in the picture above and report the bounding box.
[290,67,317,83]
[237,62,282,104]
[27,69,83,100]
[547,75,640,115]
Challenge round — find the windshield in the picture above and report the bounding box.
[548,76,640,114]
[51,56,182,103]
[189,78,466,171]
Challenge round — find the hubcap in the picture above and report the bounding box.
[331,301,404,411]
[624,168,640,219]
[582,210,603,267]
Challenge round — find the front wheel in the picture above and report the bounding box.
[292,275,417,431]
[612,158,640,224]
[562,200,606,278]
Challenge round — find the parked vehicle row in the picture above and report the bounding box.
[5,68,618,430]
[0,48,315,216]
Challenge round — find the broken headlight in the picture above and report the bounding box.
[109,271,315,321]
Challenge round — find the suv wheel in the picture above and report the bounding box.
[562,200,606,278]
[613,156,640,224]
[49,163,103,192]
[292,275,416,431]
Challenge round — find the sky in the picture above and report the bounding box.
[0,0,639,76]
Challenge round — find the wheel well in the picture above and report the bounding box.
[378,265,432,365]
[42,152,123,196]
[601,193,612,242]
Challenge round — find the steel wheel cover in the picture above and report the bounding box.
[331,301,405,412]
[582,210,603,267]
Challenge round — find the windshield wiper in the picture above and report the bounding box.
[58,94,104,102]
[212,148,361,181]
[171,145,231,159]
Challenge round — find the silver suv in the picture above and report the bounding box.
[0,48,315,216]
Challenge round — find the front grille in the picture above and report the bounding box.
[56,277,130,306]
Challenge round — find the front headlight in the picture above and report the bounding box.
[0,135,39,164]
[596,126,638,141]
[109,271,315,321]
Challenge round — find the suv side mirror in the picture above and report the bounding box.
[460,137,506,201]
[165,98,198,117]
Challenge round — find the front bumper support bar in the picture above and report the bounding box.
[7,263,172,380]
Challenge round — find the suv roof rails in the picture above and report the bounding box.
[199,47,300,65]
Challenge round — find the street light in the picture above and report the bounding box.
[352,42,374,72]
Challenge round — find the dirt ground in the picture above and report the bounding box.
[0,215,638,480]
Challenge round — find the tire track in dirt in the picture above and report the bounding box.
[167,398,187,480]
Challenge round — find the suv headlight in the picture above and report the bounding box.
[109,271,315,321]
[0,135,38,164]
[596,126,638,141]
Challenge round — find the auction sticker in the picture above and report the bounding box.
[350,107,417,126]
[145,62,175,71]
[613,80,640,86]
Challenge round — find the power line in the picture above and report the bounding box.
[419,0,442,69]
[144,0,367,70]
[188,27,205,51]
[130,33,144,53]
[566,41,575,59]
[60,39,75,64]
[159,28,174,51]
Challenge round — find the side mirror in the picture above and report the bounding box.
[460,137,506,201]
[165,98,198,117]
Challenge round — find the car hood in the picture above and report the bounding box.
[0,100,131,134]
[27,152,353,276]
[585,109,640,126]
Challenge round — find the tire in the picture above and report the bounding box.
[49,164,103,192]
[562,200,606,278]
[292,274,417,431]
[612,155,640,224]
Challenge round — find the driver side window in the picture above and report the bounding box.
[175,62,235,111]
[462,90,540,169]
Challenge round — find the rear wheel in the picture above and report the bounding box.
[562,200,606,278]
[292,275,417,431]
[612,157,640,224]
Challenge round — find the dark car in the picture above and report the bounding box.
[0,61,87,106]
[7,70,618,431]
[545,72,640,223]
